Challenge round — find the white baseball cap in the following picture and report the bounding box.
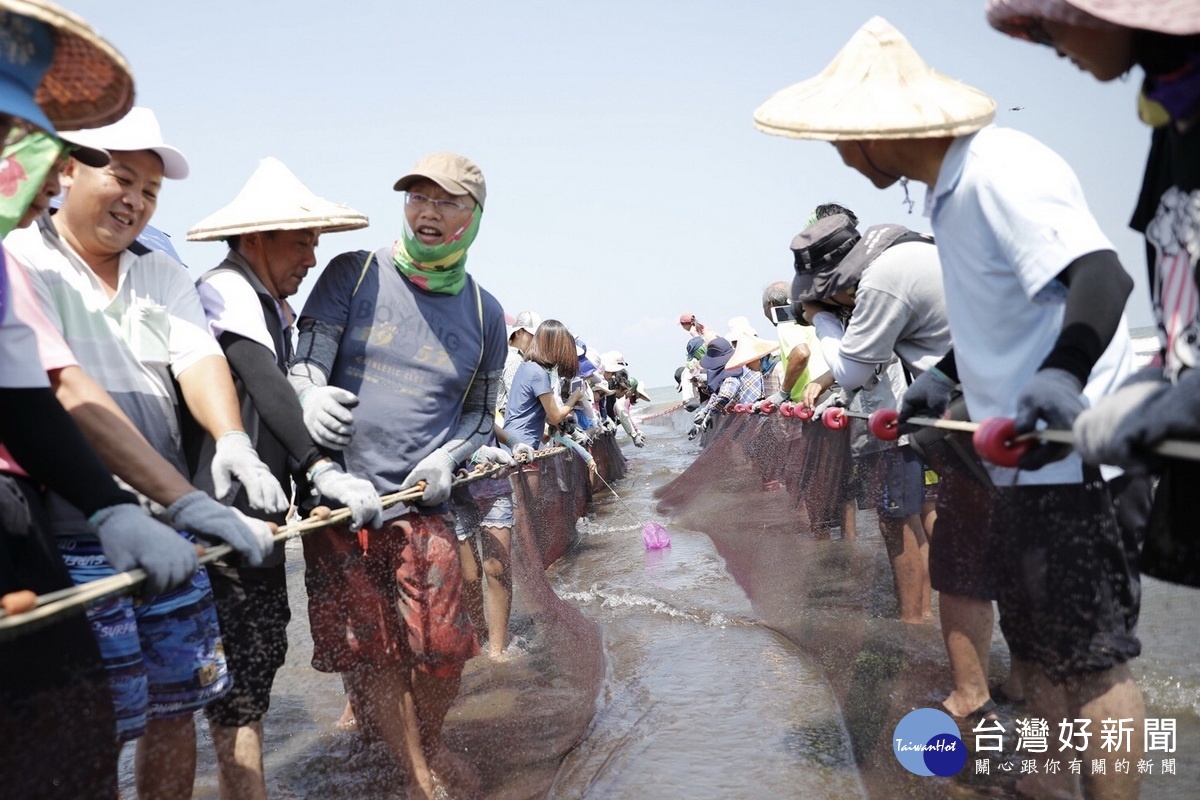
[58,106,189,179]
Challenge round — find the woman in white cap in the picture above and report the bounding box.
[987,1,1200,587]
[756,17,1147,798]
[188,157,384,800]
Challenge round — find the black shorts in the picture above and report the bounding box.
[990,474,1144,682]
[203,561,290,727]
[928,470,997,601]
[877,447,926,519]
[0,473,119,798]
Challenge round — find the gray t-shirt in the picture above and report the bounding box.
[300,249,507,493]
[838,240,950,378]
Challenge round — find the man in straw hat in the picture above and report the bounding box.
[187,157,384,800]
[756,17,1147,797]
[7,104,284,798]
[986,3,1200,588]
[289,151,506,798]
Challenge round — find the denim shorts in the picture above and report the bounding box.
[453,495,515,541]
[58,533,231,742]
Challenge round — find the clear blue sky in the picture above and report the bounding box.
[69,0,1154,385]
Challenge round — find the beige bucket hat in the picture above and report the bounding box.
[754,16,996,141]
[0,0,135,131]
[726,334,779,370]
[188,157,368,242]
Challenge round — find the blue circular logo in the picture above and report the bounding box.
[892,708,967,777]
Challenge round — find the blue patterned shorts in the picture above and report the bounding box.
[58,533,231,742]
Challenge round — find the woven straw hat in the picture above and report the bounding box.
[0,1,134,131]
[726,334,779,370]
[188,157,368,242]
[754,16,996,141]
[988,0,1200,38]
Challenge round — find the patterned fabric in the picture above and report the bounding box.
[0,132,60,238]
[736,369,766,404]
[390,205,481,295]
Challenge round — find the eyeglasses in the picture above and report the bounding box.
[405,192,472,214]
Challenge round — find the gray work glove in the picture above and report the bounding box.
[512,442,536,463]
[898,366,956,425]
[400,449,457,506]
[1013,367,1084,470]
[692,408,709,426]
[632,431,646,448]
[163,490,275,567]
[687,423,702,440]
[311,464,384,531]
[1074,367,1168,470]
[211,431,289,514]
[571,428,592,446]
[299,385,359,450]
[471,445,515,467]
[88,503,199,595]
[1086,367,1198,474]
[812,389,849,421]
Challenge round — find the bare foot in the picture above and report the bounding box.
[334,700,357,732]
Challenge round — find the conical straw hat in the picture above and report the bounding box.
[188,157,368,241]
[726,334,779,370]
[754,16,995,141]
[1,0,135,130]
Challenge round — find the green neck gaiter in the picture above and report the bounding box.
[0,131,62,238]
[391,206,481,295]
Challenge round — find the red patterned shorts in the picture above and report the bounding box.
[303,513,479,677]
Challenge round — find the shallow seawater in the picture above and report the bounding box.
[117,398,1200,798]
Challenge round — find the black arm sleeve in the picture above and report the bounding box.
[1039,249,1133,384]
[220,332,324,474]
[934,349,958,382]
[0,387,136,515]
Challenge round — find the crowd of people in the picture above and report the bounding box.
[0,3,647,800]
[670,3,1198,799]
[2,1,1199,800]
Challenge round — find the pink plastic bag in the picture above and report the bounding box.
[642,522,670,549]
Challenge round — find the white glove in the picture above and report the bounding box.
[88,503,199,594]
[512,442,536,463]
[163,490,275,567]
[211,431,289,514]
[399,449,457,506]
[632,431,646,448]
[471,445,515,467]
[310,464,384,531]
[299,385,359,450]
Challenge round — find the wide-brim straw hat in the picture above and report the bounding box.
[2,0,134,131]
[754,16,996,141]
[188,157,369,241]
[726,334,779,370]
[988,0,1200,38]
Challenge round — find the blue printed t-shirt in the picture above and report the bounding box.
[300,249,507,493]
[503,360,552,448]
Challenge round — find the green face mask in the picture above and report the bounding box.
[391,205,482,295]
[0,130,62,238]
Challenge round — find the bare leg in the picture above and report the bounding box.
[939,593,994,716]
[920,501,936,615]
[458,536,485,639]
[1018,666,1082,800]
[841,499,856,541]
[480,525,513,659]
[135,715,197,800]
[1070,664,1144,800]
[211,719,267,800]
[346,666,436,799]
[879,515,928,623]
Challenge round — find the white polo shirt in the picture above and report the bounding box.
[6,218,222,480]
[927,126,1133,486]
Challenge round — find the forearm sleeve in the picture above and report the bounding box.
[0,387,135,515]
[440,369,502,467]
[1040,249,1133,385]
[221,332,324,473]
[288,318,343,393]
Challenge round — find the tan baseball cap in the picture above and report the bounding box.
[393,151,486,208]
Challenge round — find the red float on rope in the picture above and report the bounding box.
[822,407,848,430]
[795,404,815,421]
[972,417,1031,467]
[759,401,775,415]
[868,408,900,441]
[779,402,794,417]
